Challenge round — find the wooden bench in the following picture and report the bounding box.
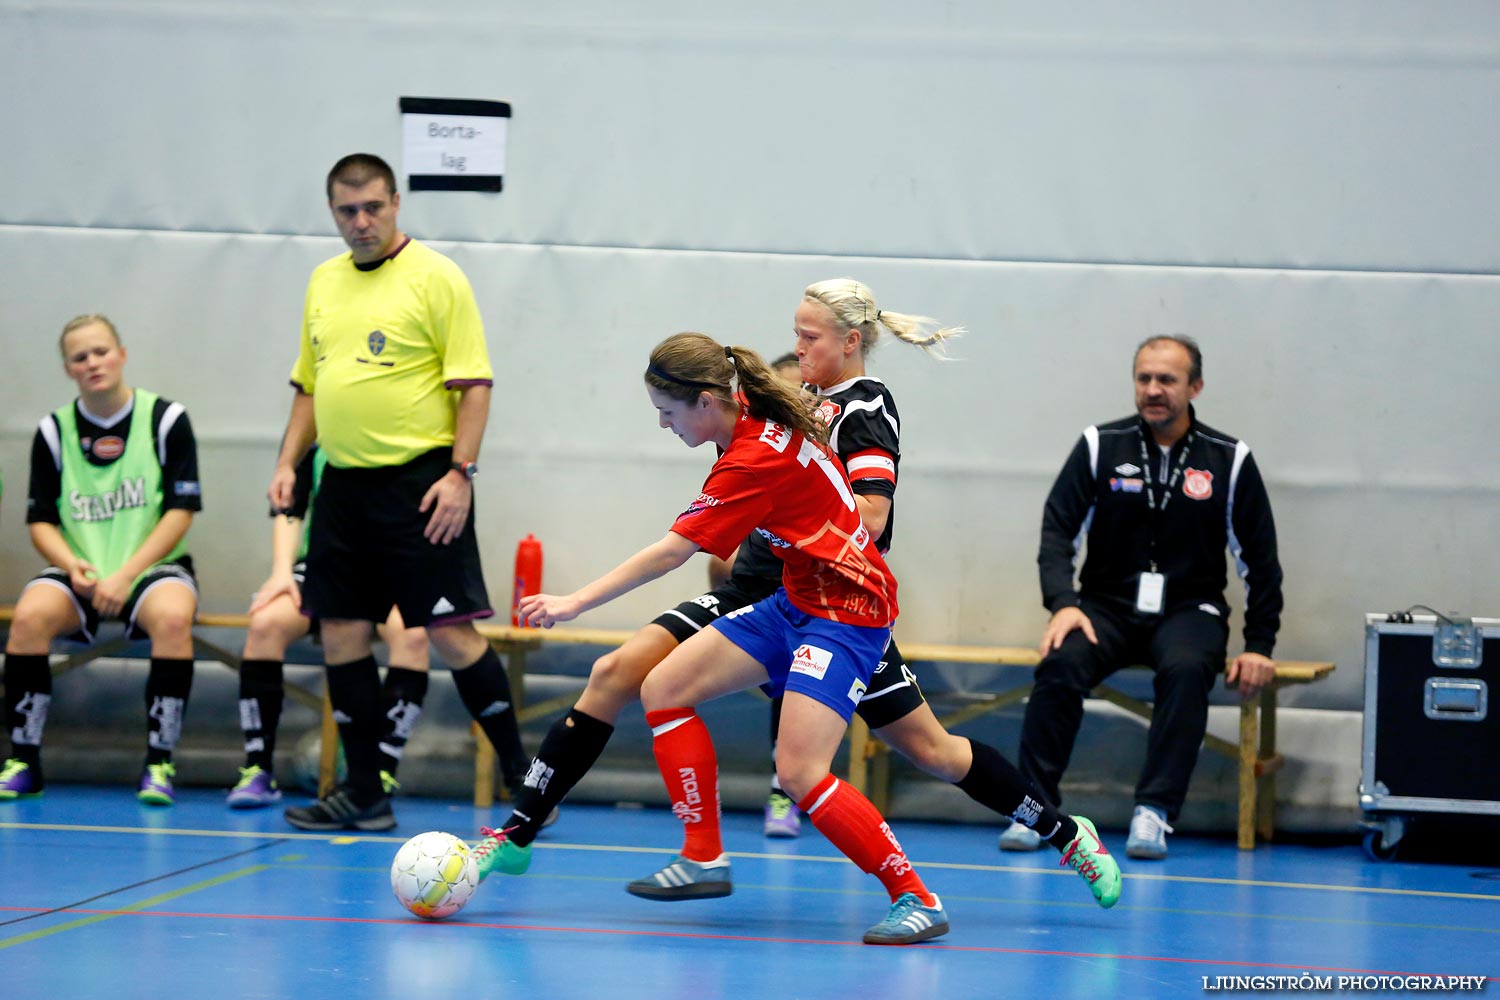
[846,641,1335,849]
[3,605,1333,846]
[0,606,628,808]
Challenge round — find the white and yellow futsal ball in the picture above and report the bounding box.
[390,831,480,919]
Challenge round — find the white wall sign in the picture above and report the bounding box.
[399,97,510,192]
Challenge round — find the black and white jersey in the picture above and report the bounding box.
[729,374,902,586]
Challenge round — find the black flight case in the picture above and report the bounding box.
[1359,612,1500,860]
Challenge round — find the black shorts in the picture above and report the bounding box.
[26,557,198,644]
[301,449,492,628]
[651,576,925,728]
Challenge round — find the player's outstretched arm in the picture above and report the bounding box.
[518,532,701,628]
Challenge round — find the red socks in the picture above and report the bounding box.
[799,774,934,905]
[646,708,723,862]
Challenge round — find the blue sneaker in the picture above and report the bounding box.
[0,758,43,799]
[1125,804,1174,860]
[626,854,732,900]
[473,826,531,881]
[138,762,176,806]
[227,765,282,808]
[998,821,1043,851]
[862,892,950,945]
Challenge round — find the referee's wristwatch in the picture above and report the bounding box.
[450,460,479,481]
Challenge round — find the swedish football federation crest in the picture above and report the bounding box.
[368,330,386,355]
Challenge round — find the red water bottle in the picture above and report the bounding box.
[512,534,543,626]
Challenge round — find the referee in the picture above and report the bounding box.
[269,153,529,832]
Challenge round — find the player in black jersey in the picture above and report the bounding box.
[473,280,1121,911]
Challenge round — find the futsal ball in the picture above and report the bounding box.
[390,831,480,919]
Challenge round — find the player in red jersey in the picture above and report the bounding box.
[516,332,947,944]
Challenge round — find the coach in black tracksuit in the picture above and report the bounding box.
[1014,335,1282,859]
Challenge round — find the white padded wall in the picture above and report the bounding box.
[3,1,1499,711]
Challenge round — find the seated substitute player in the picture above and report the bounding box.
[472,284,1120,912]
[1,314,202,804]
[228,444,431,807]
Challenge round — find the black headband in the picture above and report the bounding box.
[646,364,722,392]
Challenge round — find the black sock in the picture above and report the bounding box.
[504,708,613,847]
[238,658,284,772]
[955,738,1076,845]
[324,656,384,800]
[378,667,429,778]
[145,657,194,767]
[4,653,52,771]
[450,647,528,791]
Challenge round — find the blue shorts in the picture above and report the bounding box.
[710,589,891,723]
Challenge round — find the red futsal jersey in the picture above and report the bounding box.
[670,413,898,628]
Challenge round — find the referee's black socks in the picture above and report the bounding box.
[955,737,1078,848]
[450,648,529,793]
[324,655,386,801]
[505,708,614,847]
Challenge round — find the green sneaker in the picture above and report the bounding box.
[380,770,401,795]
[0,758,44,799]
[138,762,177,806]
[1060,816,1122,908]
[473,826,531,881]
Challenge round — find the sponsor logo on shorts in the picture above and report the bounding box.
[1199,603,1221,616]
[847,677,867,703]
[791,644,833,680]
[1183,468,1214,500]
[691,594,721,612]
[92,436,125,460]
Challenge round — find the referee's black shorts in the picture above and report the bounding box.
[302,448,491,628]
[651,573,925,729]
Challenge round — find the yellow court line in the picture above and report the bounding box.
[4,821,1497,904]
[0,864,270,950]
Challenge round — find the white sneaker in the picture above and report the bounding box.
[998,820,1044,851]
[1125,804,1174,860]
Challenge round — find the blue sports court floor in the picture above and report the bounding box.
[2,786,1496,1000]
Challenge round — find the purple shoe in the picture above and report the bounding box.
[227,765,282,809]
[763,791,802,838]
[138,762,176,806]
[0,758,44,799]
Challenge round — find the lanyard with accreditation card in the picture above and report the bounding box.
[1135,428,1194,614]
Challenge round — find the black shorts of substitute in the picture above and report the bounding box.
[302,449,492,628]
[26,557,198,645]
[652,575,925,730]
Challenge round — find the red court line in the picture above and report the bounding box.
[2,905,1492,981]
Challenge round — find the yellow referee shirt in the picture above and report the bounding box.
[290,239,493,468]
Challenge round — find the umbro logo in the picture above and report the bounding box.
[479,700,511,717]
[331,709,353,724]
[431,597,456,615]
[1114,463,1141,476]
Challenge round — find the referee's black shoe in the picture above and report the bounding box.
[284,786,396,832]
